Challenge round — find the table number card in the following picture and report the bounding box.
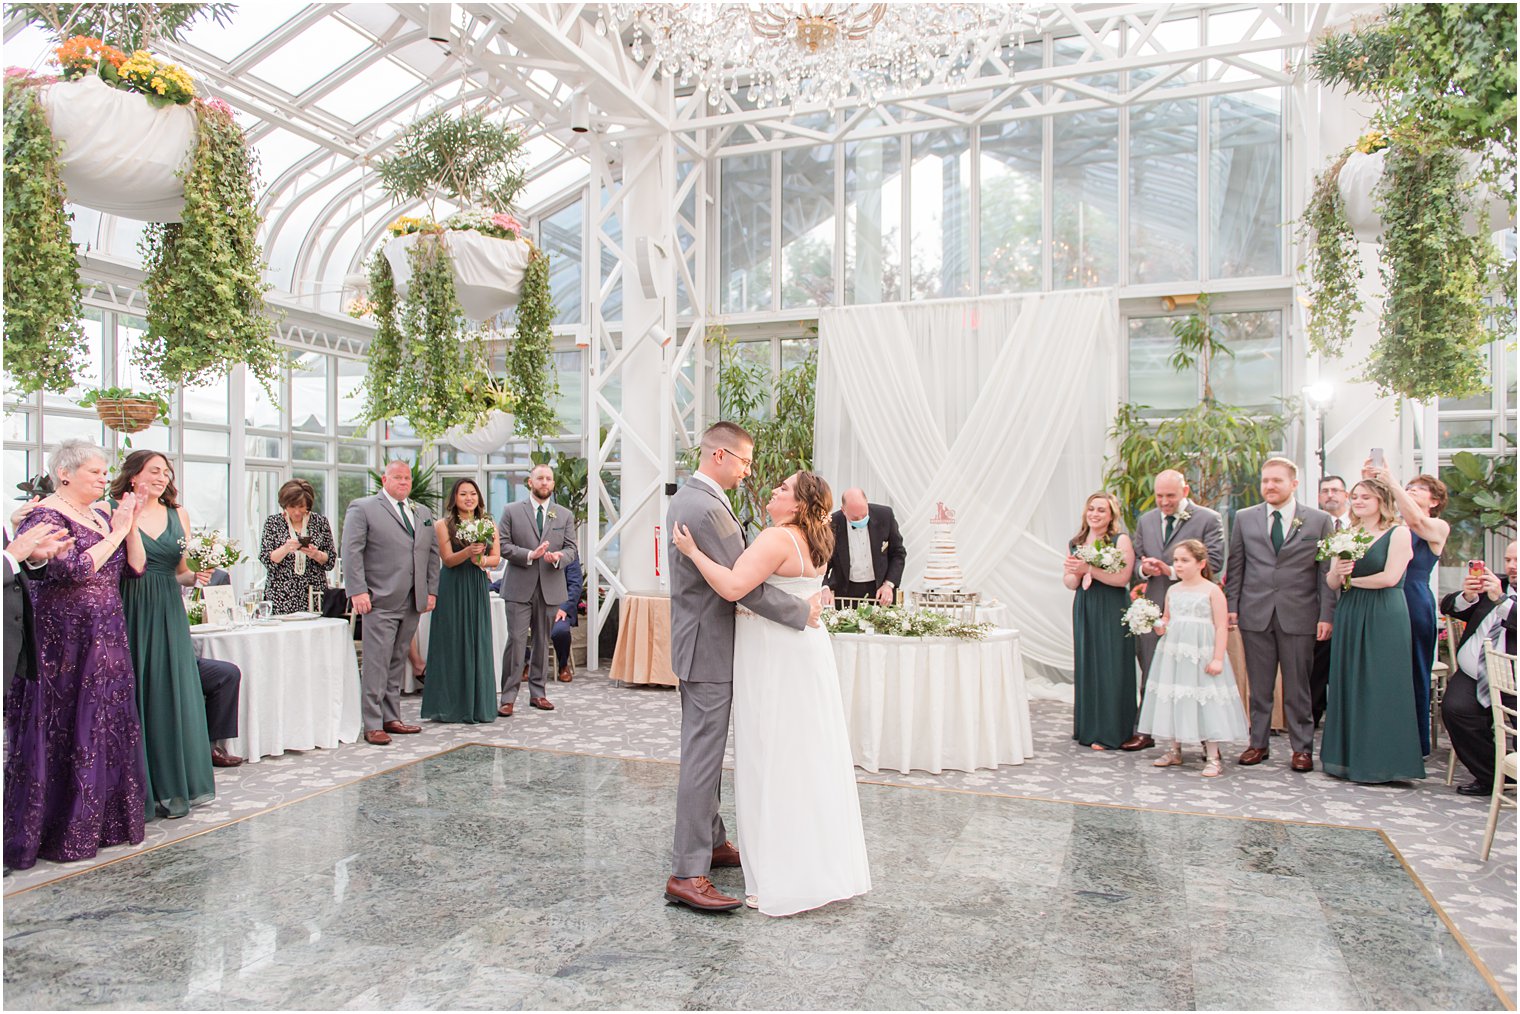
[201,586,235,627]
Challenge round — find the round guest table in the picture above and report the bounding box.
[832,628,1033,774]
[412,597,509,692]
[190,617,361,763]
[610,591,678,687]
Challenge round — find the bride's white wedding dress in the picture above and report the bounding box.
[732,529,872,916]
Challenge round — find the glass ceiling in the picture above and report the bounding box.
[1,3,1304,315]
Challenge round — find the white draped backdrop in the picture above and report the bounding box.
[814,291,1120,681]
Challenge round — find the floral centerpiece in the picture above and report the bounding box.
[1316,527,1375,590]
[823,603,990,641]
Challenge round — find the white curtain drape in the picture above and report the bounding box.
[814,291,1119,678]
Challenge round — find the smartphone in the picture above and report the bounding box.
[297,535,314,548]
[1370,447,1385,469]
[1469,560,1486,575]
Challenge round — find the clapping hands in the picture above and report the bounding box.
[110,493,139,535]
[10,522,72,564]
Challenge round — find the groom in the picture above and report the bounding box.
[663,421,821,912]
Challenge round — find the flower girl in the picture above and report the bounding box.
[1135,539,1248,777]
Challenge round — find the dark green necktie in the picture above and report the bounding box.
[536,504,544,535]
[1270,509,1284,552]
[399,502,414,537]
[1164,514,1175,543]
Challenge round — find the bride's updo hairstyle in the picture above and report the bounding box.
[791,471,835,569]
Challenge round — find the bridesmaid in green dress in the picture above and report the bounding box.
[421,479,501,724]
[1322,477,1425,783]
[1064,492,1137,750]
[111,452,216,819]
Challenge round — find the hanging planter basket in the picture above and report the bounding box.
[1338,148,1513,242]
[38,75,197,222]
[443,410,516,454]
[384,229,534,322]
[93,398,162,434]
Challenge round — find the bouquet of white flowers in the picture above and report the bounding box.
[1316,526,1374,590]
[455,517,497,567]
[180,528,245,572]
[1074,539,1125,573]
[1121,598,1162,636]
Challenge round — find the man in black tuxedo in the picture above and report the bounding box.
[823,489,906,607]
[1440,540,1516,796]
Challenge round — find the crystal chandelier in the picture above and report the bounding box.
[598,4,1038,110]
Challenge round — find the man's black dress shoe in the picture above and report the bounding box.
[1456,781,1491,797]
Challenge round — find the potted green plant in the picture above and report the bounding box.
[365,456,443,514]
[443,376,517,453]
[77,386,170,433]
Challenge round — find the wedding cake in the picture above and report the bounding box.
[922,502,965,591]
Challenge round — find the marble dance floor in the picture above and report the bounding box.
[2,744,1507,1011]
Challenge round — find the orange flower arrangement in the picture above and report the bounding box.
[54,36,126,78]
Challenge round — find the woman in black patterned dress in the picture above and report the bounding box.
[258,479,336,613]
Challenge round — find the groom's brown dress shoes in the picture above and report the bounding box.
[664,876,742,912]
[1120,734,1154,751]
[1290,751,1314,772]
[710,841,742,867]
[383,720,421,735]
[1237,747,1270,765]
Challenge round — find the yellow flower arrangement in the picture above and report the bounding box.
[114,49,195,106]
[386,216,436,237]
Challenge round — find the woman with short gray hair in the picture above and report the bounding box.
[4,439,148,869]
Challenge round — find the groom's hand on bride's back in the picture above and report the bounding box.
[806,593,823,628]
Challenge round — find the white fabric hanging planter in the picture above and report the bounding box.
[39,75,197,222]
[444,410,516,454]
[384,229,534,322]
[1338,148,1513,242]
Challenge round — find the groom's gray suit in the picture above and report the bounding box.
[1225,500,1337,754]
[668,473,809,879]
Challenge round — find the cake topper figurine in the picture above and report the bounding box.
[931,501,955,523]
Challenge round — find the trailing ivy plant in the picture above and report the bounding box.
[1103,300,1294,531]
[357,237,491,442]
[1297,155,1363,358]
[2,71,86,395]
[137,97,280,392]
[506,250,559,442]
[1363,141,1506,402]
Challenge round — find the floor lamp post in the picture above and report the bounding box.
[1304,381,1335,481]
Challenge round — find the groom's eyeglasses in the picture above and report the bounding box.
[719,447,752,468]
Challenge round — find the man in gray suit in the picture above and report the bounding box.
[1225,456,1336,772]
[342,460,440,745]
[497,463,578,716]
[663,422,821,913]
[1122,469,1225,751]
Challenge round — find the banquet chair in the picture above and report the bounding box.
[1441,615,1463,785]
[1479,645,1517,861]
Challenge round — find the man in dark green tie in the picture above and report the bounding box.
[1224,457,1339,773]
[497,464,578,716]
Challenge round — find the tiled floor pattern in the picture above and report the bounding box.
[2,745,1505,1011]
[3,674,1514,1008]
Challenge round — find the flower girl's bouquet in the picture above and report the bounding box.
[1121,598,1162,636]
[1316,527,1373,590]
[455,517,497,566]
[180,528,245,572]
[1074,539,1125,573]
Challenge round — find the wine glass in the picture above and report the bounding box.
[239,591,260,628]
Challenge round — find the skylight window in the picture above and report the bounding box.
[246,16,373,97]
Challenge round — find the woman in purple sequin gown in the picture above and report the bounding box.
[4,441,148,870]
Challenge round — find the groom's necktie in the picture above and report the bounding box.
[1270,509,1284,552]
[1164,514,1176,543]
[536,504,544,535]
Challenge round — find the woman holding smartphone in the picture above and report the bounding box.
[1363,457,1450,756]
[259,478,336,614]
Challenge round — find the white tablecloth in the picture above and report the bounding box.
[832,628,1033,774]
[412,597,509,692]
[191,618,361,763]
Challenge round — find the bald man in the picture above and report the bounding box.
[823,489,906,607]
[1122,469,1225,751]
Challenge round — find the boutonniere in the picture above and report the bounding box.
[1290,517,1304,532]
[548,510,558,521]
[1174,508,1192,523]
[880,540,888,553]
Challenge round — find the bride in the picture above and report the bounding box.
[672,471,871,916]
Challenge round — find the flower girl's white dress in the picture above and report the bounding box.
[1136,588,1249,742]
[732,529,872,916]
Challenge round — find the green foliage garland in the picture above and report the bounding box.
[357,237,491,442]
[824,603,991,641]
[138,98,279,391]
[1363,142,1505,402]
[2,74,86,395]
[1297,156,1363,358]
[506,250,559,441]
